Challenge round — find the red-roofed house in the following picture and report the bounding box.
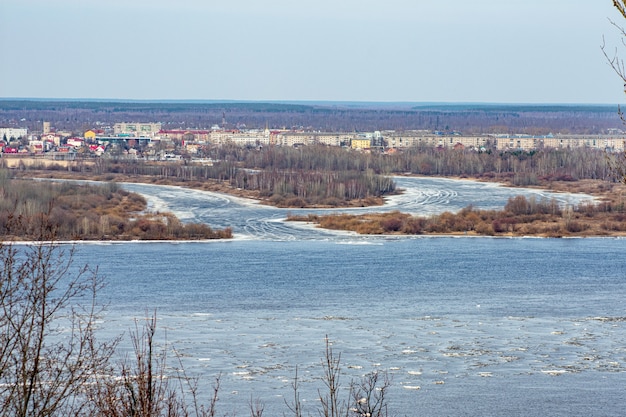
[89,144,106,155]
[66,137,84,148]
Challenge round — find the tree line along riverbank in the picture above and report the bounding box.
[0,171,232,241]
[6,143,626,207]
[10,170,626,239]
[6,141,626,238]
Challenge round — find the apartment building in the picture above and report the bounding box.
[210,129,270,146]
[494,135,539,151]
[540,134,626,152]
[0,127,28,140]
[274,132,356,147]
[384,131,491,150]
[158,130,210,142]
[351,138,371,150]
[113,122,162,137]
[493,134,626,152]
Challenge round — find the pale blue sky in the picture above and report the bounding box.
[1,0,624,103]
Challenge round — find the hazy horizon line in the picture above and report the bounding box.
[0,97,621,108]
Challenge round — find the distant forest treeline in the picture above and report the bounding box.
[0,100,622,134]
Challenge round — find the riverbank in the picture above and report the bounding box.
[11,169,626,238]
[282,175,626,238]
[10,169,620,208]
[286,183,626,238]
[0,177,233,241]
[11,170,386,208]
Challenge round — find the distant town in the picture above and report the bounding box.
[2,118,626,166]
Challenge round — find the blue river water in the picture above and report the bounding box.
[67,178,625,416]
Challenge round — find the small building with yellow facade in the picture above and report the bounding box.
[84,130,97,141]
[351,138,371,150]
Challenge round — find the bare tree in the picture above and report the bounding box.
[248,397,264,417]
[602,1,626,108]
[89,314,179,417]
[284,366,304,417]
[88,314,223,417]
[349,372,392,417]
[0,241,116,417]
[601,1,626,184]
[318,337,394,417]
[319,337,349,417]
[286,337,394,417]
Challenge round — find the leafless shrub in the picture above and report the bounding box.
[319,337,348,417]
[89,314,222,417]
[287,337,393,417]
[349,371,392,417]
[0,240,117,417]
[284,366,304,417]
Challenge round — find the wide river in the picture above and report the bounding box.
[69,177,625,416]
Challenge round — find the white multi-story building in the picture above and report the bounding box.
[0,127,28,141]
[384,131,491,150]
[494,134,626,152]
[494,135,538,151]
[210,129,270,146]
[274,132,357,147]
[113,122,161,137]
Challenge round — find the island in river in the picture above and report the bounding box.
[0,172,232,241]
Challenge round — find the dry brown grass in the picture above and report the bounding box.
[0,178,232,241]
[287,190,626,237]
[14,169,626,237]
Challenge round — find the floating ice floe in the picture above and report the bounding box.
[541,369,568,376]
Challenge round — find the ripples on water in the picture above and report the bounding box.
[75,179,625,416]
